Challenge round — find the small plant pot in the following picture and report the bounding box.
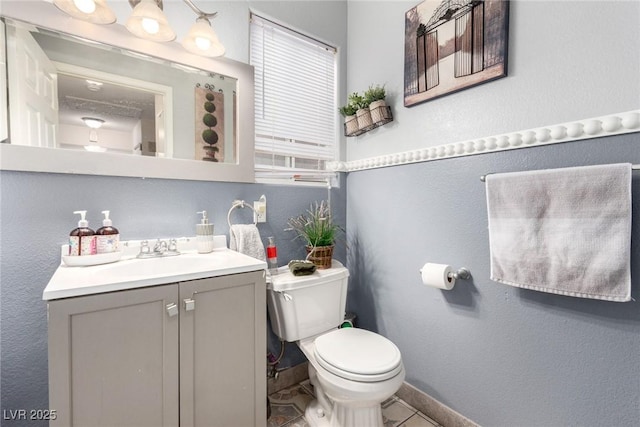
[369,100,389,123]
[306,245,334,269]
[356,108,373,131]
[345,115,358,136]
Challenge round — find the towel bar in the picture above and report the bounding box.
[227,200,258,227]
[480,164,640,181]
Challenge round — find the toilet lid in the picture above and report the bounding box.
[313,328,403,382]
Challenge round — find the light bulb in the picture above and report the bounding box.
[142,18,160,35]
[195,37,211,51]
[73,0,96,14]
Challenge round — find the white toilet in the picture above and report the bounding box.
[267,261,405,427]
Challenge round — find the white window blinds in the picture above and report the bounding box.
[250,14,337,183]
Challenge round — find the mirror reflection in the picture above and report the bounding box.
[3,17,238,163]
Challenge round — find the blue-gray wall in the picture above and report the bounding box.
[0,171,346,424]
[346,133,640,426]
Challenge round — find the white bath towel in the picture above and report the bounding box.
[229,224,266,261]
[486,163,632,302]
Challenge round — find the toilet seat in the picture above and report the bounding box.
[313,328,402,382]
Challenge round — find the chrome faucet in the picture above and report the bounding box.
[137,239,180,259]
[154,239,168,254]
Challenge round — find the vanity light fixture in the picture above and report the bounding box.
[125,0,176,42]
[181,0,225,57]
[54,0,226,57]
[53,0,116,24]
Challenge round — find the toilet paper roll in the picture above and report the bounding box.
[420,263,455,290]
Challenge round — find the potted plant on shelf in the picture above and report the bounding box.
[339,102,359,136]
[348,92,373,131]
[364,84,390,124]
[286,200,343,269]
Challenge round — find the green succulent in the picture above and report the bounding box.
[338,104,358,117]
[347,92,369,110]
[364,84,386,104]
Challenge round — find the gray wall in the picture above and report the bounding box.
[0,171,346,423]
[345,0,640,161]
[346,133,640,426]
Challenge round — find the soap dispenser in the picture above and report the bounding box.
[69,210,96,256]
[196,211,214,253]
[96,210,120,254]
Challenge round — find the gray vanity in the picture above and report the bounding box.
[44,240,267,427]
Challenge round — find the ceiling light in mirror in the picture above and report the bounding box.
[84,129,107,152]
[125,0,175,42]
[82,117,105,129]
[53,0,116,24]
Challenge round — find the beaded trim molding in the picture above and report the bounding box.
[328,110,640,173]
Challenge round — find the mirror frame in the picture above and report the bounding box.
[0,1,255,183]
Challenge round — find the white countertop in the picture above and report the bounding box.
[43,236,267,300]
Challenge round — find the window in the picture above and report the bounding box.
[250,13,338,184]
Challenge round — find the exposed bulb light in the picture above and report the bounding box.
[125,0,176,42]
[182,16,225,57]
[53,0,116,24]
[73,0,96,14]
[195,36,211,51]
[142,17,160,35]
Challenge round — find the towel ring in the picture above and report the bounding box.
[227,200,257,227]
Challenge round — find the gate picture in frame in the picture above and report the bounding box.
[404,0,509,107]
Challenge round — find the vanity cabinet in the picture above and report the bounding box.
[48,271,266,427]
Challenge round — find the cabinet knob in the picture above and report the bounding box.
[184,298,195,311]
[166,303,178,317]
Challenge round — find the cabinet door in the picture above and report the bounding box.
[48,284,179,427]
[180,271,266,427]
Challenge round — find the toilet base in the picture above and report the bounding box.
[305,400,330,427]
[305,399,384,427]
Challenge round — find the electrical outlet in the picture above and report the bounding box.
[254,200,267,223]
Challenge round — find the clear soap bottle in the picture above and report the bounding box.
[196,211,214,253]
[96,210,120,254]
[266,236,278,275]
[69,210,96,256]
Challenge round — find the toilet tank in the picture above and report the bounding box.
[267,260,349,342]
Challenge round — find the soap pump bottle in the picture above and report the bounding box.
[266,236,278,275]
[96,210,120,254]
[196,211,214,254]
[69,210,96,256]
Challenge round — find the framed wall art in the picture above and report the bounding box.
[404,0,509,107]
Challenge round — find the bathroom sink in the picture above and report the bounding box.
[44,246,267,300]
[104,253,221,278]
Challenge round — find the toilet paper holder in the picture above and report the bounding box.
[448,267,471,281]
[418,266,471,280]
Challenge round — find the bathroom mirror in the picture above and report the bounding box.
[0,1,255,182]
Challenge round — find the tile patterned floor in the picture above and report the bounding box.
[268,380,442,427]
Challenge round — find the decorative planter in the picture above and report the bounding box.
[344,115,359,136]
[306,245,334,269]
[356,108,373,130]
[369,100,390,123]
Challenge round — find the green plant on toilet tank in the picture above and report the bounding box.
[202,92,219,162]
[286,200,343,269]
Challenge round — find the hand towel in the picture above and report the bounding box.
[229,224,266,261]
[486,163,631,302]
[288,260,317,276]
